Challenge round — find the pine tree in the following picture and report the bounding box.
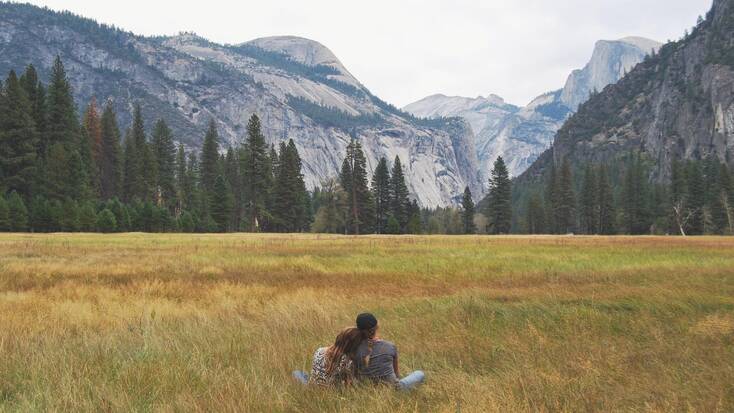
[29,196,52,232]
[121,129,137,203]
[0,70,38,198]
[272,140,308,232]
[670,159,688,235]
[19,65,46,149]
[83,97,103,194]
[151,119,176,207]
[175,143,187,212]
[0,196,9,231]
[686,161,705,235]
[96,209,117,233]
[556,159,576,234]
[486,156,512,234]
[184,152,202,218]
[597,165,616,235]
[579,164,598,234]
[77,201,97,232]
[461,186,476,234]
[100,102,122,200]
[545,162,560,233]
[407,200,422,234]
[7,191,28,231]
[210,174,234,232]
[720,164,734,234]
[200,119,220,198]
[224,147,242,229]
[526,193,546,234]
[46,56,79,149]
[371,157,391,234]
[243,115,270,231]
[390,156,410,233]
[339,140,374,235]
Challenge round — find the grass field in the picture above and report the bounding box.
[0,234,733,412]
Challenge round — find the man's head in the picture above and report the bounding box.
[356,313,378,338]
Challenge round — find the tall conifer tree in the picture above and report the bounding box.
[486,156,512,234]
[371,157,391,234]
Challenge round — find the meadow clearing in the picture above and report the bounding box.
[0,234,732,412]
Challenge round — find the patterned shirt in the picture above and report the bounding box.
[308,347,354,386]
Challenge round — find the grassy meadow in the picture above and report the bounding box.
[0,234,733,412]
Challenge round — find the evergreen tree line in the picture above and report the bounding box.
[521,156,734,236]
[0,57,311,233]
[310,141,421,235]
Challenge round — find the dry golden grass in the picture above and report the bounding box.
[0,234,733,412]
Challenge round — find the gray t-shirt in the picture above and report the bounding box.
[354,340,398,383]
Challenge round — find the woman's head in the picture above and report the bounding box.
[325,327,362,375]
[356,313,378,339]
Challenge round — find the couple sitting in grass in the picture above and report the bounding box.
[293,313,425,391]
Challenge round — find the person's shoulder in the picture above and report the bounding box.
[314,347,328,356]
[378,340,397,350]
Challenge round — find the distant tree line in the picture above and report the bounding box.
[2,57,730,236]
[0,57,311,233]
[518,155,734,236]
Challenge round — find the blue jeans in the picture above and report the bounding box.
[293,370,309,385]
[398,370,425,391]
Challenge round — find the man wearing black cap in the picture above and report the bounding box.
[354,313,425,390]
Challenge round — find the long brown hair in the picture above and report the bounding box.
[325,327,362,375]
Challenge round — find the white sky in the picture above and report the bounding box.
[22,0,712,107]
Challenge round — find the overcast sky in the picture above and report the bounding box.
[23,0,712,107]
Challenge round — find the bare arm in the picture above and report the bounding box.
[393,354,400,378]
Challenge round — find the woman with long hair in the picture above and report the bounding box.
[353,313,425,391]
[293,327,362,387]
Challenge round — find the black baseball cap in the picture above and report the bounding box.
[356,313,378,330]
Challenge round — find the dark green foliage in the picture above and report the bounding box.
[272,140,309,232]
[243,115,270,232]
[152,119,177,207]
[371,157,391,234]
[210,175,234,232]
[390,156,410,233]
[486,156,512,234]
[77,201,97,232]
[557,159,576,234]
[461,187,476,234]
[59,199,80,232]
[200,119,220,198]
[597,165,616,235]
[0,70,38,198]
[685,162,705,235]
[0,196,9,231]
[525,193,546,234]
[46,57,79,148]
[29,196,52,232]
[96,209,117,233]
[339,140,374,234]
[386,216,400,235]
[121,130,137,202]
[178,211,196,233]
[100,103,122,200]
[7,191,28,231]
[580,165,598,234]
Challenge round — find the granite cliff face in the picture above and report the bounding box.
[0,4,481,207]
[405,37,660,182]
[520,0,734,184]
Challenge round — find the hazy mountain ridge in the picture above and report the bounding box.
[0,2,481,207]
[405,37,661,182]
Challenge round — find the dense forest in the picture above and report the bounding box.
[0,57,731,235]
[516,155,734,236]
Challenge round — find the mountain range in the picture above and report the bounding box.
[519,0,734,186]
[0,2,482,208]
[404,37,661,181]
